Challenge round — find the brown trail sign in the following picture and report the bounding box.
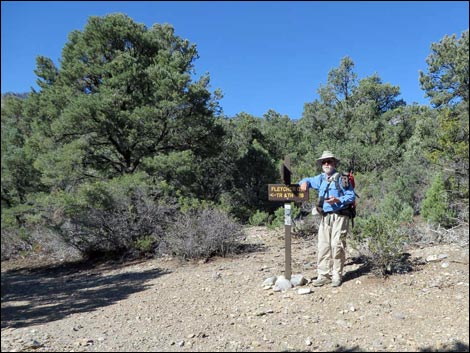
[268,184,308,202]
[268,156,309,280]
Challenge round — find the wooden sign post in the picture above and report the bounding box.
[268,156,308,280]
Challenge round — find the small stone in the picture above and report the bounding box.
[75,338,94,347]
[273,277,292,292]
[297,287,312,295]
[262,276,277,287]
[29,340,43,349]
[212,272,222,280]
[394,313,406,320]
[426,254,439,262]
[290,274,308,287]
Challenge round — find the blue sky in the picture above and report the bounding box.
[1,1,469,119]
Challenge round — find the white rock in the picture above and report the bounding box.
[273,277,292,292]
[297,287,312,295]
[290,274,308,287]
[262,276,277,287]
[426,254,439,262]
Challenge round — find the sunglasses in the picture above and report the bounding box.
[322,159,335,165]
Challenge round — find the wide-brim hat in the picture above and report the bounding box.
[316,150,340,165]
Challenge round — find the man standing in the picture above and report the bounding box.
[299,151,356,287]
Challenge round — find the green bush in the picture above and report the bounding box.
[134,235,157,254]
[249,210,270,226]
[421,174,457,227]
[351,214,410,276]
[38,173,178,259]
[267,204,301,230]
[379,193,414,223]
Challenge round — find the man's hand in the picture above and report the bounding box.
[300,182,308,192]
[325,196,340,205]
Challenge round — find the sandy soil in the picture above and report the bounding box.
[1,226,469,352]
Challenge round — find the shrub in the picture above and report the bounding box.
[267,204,301,230]
[134,235,157,254]
[292,212,319,239]
[40,174,179,260]
[350,214,411,276]
[249,210,270,226]
[379,193,414,223]
[421,174,457,228]
[1,227,32,260]
[162,208,244,260]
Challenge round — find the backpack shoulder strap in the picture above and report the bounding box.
[328,172,344,196]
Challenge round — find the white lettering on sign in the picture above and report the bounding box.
[268,184,309,202]
[271,185,301,192]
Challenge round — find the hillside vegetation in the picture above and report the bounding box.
[1,14,468,273]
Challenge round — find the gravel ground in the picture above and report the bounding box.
[1,226,469,352]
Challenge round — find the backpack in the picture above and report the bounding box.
[337,171,358,226]
[320,170,358,227]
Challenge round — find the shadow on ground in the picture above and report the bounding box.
[283,341,469,352]
[235,242,268,255]
[1,258,168,329]
[330,341,470,352]
[418,341,470,352]
[342,256,372,283]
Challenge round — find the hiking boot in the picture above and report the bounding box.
[312,276,331,287]
[331,277,342,287]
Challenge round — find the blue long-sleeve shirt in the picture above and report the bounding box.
[299,170,355,213]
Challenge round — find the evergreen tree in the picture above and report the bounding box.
[260,109,299,161]
[421,173,457,227]
[298,57,407,175]
[1,95,44,227]
[30,13,223,189]
[419,30,469,108]
[419,30,469,206]
[219,113,278,221]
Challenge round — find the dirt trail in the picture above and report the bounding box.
[1,226,469,352]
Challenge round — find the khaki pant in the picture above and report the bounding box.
[317,213,349,279]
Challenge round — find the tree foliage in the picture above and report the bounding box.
[31,13,224,188]
[421,173,457,227]
[419,30,469,202]
[1,16,468,261]
[419,30,469,108]
[296,56,407,176]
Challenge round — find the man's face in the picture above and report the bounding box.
[321,159,336,175]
